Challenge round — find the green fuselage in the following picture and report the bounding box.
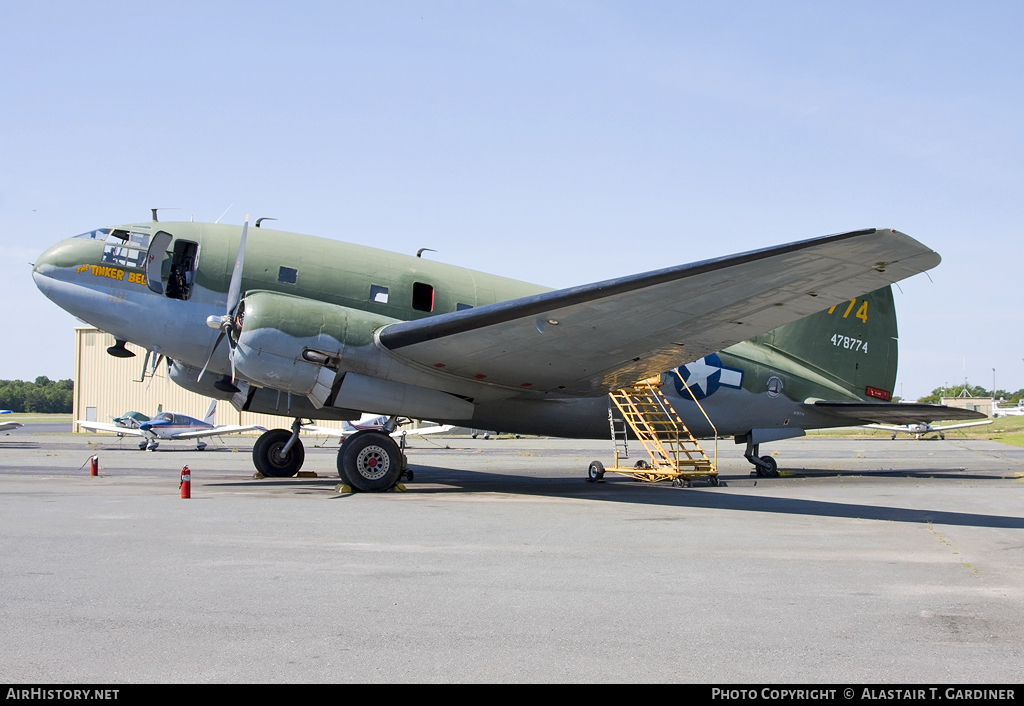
[33,220,897,441]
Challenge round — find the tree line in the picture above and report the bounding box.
[0,377,74,413]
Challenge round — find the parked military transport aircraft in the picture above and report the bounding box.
[34,216,986,489]
[77,399,265,450]
[865,419,993,440]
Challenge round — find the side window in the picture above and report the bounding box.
[412,282,434,312]
[369,284,389,304]
[278,266,297,284]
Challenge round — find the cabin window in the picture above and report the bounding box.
[278,266,297,284]
[412,282,434,312]
[370,284,389,304]
[456,302,473,311]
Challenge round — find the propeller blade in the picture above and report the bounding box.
[226,215,249,317]
[198,331,226,382]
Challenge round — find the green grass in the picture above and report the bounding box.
[2,413,72,423]
[807,413,1024,447]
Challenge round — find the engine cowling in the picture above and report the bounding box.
[232,291,391,402]
[232,291,474,420]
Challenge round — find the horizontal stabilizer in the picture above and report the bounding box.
[811,402,988,425]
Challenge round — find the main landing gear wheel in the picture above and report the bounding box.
[253,428,305,478]
[339,430,404,492]
[756,455,779,478]
[586,460,605,483]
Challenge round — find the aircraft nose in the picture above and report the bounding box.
[34,241,66,275]
[32,243,61,295]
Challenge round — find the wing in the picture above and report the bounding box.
[812,402,989,425]
[0,422,24,432]
[302,424,352,438]
[930,420,993,432]
[378,228,939,396]
[302,424,457,438]
[863,424,915,434]
[77,421,143,436]
[402,424,458,436]
[170,425,267,440]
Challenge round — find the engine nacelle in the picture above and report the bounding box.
[232,291,474,420]
[232,290,390,405]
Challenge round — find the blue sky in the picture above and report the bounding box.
[1,1,1021,399]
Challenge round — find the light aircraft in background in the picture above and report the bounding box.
[34,215,987,488]
[0,410,23,434]
[993,402,1024,417]
[302,413,457,440]
[110,410,152,429]
[865,419,993,440]
[77,400,265,450]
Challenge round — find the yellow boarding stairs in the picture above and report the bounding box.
[587,372,719,487]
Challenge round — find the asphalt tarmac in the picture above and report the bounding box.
[1,428,1022,683]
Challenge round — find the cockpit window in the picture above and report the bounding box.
[74,228,151,247]
[73,228,112,240]
[76,228,152,269]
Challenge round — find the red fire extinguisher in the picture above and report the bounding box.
[89,455,98,477]
[180,465,191,499]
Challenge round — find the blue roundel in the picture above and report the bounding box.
[671,354,744,401]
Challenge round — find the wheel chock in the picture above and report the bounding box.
[334,484,353,494]
[390,483,407,492]
[252,471,265,479]
[297,471,318,478]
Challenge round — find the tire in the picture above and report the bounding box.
[339,430,404,492]
[756,455,779,478]
[587,460,605,482]
[708,475,720,487]
[634,459,651,470]
[253,429,305,478]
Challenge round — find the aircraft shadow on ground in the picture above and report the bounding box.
[204,463,1024,530]
[779,468,1011,481]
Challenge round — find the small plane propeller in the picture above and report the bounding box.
[198,215,249,388]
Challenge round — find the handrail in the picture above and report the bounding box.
[672,369,718,470]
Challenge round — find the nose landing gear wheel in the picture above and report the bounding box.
[253,428,305,478]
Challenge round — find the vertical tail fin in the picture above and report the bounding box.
[203,399,218,425]
[755,286,899,400]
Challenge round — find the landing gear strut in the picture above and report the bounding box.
[253,418,305,477]
[744,439,778,477]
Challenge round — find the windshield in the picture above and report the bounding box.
[74,228,153,269]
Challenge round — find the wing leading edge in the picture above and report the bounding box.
[378,228,940,397]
